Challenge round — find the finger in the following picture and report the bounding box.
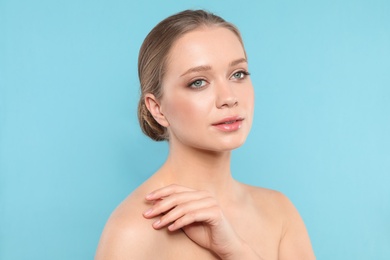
[152,197,216,229]
[145,184,194,200]
[143,190,212,218]
[167,205,223,231]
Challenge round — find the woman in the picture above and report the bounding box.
[96,10,315,259]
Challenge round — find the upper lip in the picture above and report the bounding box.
[212,116,244,125]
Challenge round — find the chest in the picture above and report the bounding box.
[161,230,220,260]
[156,212,281,260]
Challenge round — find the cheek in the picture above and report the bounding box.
[162,94,211,127]
[241,86,255,129]
[250,88,255,110]
[240,85,255,110]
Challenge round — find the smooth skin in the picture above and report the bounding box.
[95,27,315,259]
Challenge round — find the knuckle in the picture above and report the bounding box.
[173,204,184,215]
[169,196,178,205]
[187,211,197,220]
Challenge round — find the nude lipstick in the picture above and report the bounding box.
[212,116,244,132]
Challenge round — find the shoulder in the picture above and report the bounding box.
[95,185,162,259]
[248,186,305,232]
[243,184,294,215]
[243,184,315,259]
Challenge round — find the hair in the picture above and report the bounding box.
[137,9,245,141]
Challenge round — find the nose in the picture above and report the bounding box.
[215,80,238,108]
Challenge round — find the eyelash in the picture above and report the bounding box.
[232,70,250,79]
[188,78,207,89]
[187,70,250,89]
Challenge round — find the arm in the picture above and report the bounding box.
[95,206,157,260]
[277,194,316,260]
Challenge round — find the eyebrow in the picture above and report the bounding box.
[180,65,212,77]
[180,58,247,77]
[229,58,247,67]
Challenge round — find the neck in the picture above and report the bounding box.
[156,142,236,199]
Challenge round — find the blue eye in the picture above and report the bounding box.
[189,79,207,89]
[232,71,250,79]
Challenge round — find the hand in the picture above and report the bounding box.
[142,184,244,259]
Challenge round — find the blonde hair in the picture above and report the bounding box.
[137,9,244,141]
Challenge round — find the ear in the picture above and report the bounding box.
[144,93,169,127]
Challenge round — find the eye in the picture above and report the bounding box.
[189,79,207,89]
[231,70,250,80]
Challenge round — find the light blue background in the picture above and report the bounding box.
[1,0,389,259]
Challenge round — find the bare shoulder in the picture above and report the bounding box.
[242,184,316,259]
[242,184,294,215]
[95,184,160,260]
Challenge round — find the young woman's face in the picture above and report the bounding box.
[159,26,254,152]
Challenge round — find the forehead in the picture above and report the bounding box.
[165,27,246,73]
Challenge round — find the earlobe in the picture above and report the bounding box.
[144,94,169,127]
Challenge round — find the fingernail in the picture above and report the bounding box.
[143,208,152,216]
[153,219,161,227]
[146,193,153,199]
[168,223,175,231]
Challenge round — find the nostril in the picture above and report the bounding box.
[217,97,238,109]
[215,82,238,108]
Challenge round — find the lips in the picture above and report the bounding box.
[212,116,244,132]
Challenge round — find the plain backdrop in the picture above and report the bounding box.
[1,0,389,259]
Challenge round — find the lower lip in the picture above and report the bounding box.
[212,120,243,132]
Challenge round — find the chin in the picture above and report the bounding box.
[209,134,248,152]
[172,129,250,152]
[220,140,246,152]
